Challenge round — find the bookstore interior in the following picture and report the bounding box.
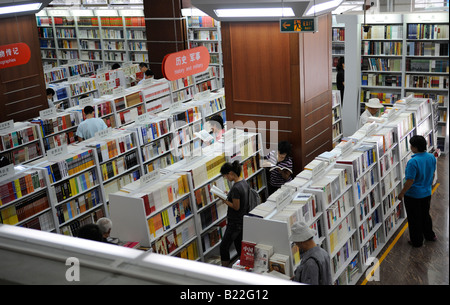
[0,0,448,287]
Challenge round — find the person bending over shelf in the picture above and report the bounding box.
[219,161,249,267]
[398,135,437,248]
[359,98,384,127]
[76,105,108,142]
[206,115,225,142]
[77,223,103,242]
[137,68,154,85]
[291,221,332,285]
[111,63,121,70]
[96,217,114,244]
[263,141,293,196]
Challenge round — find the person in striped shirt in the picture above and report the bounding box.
[264,141,293,195]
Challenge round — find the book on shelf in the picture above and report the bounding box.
[254,243,274,272]
[240,240,256,268]
[268,253,291,276]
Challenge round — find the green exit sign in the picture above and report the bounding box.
[280,17,318,33]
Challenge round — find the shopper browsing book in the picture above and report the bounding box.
[75,105,108,141]
[263,141,293,196]
[219,161,249,267]
[398,135,437,247]
[359,98,385,127]
[290,221,332,285]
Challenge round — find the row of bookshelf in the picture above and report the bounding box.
[239,96,437,284]
[37,13,148,68]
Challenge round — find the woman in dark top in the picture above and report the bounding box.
[336,57,345,105]
[265,141,293,196]
[219,161,249,267]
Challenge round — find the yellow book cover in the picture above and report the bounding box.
[101,164,108,181]
[69,178,77,196]
[62,203,69,222]
[112,161,118,177]
[14,179,22,199]
[148,217,155,237]
[180,248,187,259]
[177,176,185,195]
[187,243,195,260]
[182,174,189,193]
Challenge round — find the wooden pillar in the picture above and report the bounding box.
[221,14,333,174]
[144,0,188,79]
[0,15,47,122]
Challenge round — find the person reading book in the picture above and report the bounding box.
[76,105,108,141]
[290,221,331,285]
[206,115,225,143]
[219,161,249,267]
[263,141,293,195]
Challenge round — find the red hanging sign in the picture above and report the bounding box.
[162,46,210,81]
[0,43,31,69]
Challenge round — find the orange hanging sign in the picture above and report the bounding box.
[0,43,31,69]
[162,46,210,81]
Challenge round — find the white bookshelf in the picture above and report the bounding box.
[36,9,149,69]
[241,96,437,284]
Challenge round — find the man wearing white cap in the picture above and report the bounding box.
[290,221,332,285]
[359,98,385,127]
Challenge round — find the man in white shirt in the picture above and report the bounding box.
[359,98,384,127]
[76,105,108,141]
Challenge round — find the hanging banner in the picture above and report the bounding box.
[162,46,210,81]
[0,43,31,69]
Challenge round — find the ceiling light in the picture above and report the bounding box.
[305,0,344,16]
[214,7,295,18]
[0,2,42,15]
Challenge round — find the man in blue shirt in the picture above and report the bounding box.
[76,105,108,141]
[398,135,437,247]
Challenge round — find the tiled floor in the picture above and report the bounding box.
[358,153,449,285]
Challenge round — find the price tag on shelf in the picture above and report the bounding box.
[39,108,57,119]
[140,169,161,187]
[0,120,14,134]
[95,128,112,140]
[47,145,68,161]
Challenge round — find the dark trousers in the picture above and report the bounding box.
[404,195,435,247]
[220,222,243,262]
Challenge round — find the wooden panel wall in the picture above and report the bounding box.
[0,15,47,123]
[144,0,187,79]
[222,14,332,174]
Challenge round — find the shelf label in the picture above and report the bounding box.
[113,87,125,97]
[95,127,112,140]
[0,43,31,70]
[79,95,94,107]
[47,145,68,161]
[140,169,161,187]
[39,108,57,119]
[0,164,15,180]
[68,75,81,83]
[67,59,79,66]
[280,17,317,33]
[136,112,151,124]
[0,120,14,134]
[162,46,210,81]
[97,67,107,75]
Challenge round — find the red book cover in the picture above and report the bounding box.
[142,194,151,216]
[240,240,256,268]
